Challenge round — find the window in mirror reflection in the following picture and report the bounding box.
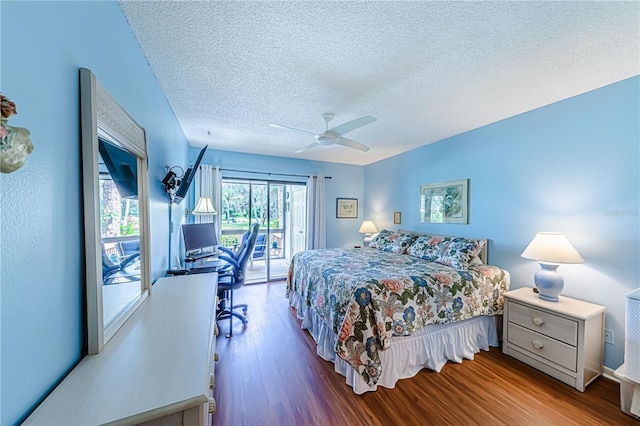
[98,138,142,327]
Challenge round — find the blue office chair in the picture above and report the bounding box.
[119,239,140,257]
[240,229,266,267]
[101,243,140,285]
[216,237,246,276]
[217,223,259,337]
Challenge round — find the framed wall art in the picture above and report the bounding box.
[420,179,468,224]
[336,198,358,218]
[393,211,401,224]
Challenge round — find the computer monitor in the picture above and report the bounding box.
[181,223,218,254]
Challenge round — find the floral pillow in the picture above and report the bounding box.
[369,230,416,254]
[369,229,389,249]
[406,235,451,261]
[434,237,486,270]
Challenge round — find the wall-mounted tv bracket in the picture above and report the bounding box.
[161,165,183,203]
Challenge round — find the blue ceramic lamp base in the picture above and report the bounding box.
[534,262,564,302]
[363,233,374,247]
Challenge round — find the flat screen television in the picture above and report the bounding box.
[173,145,208,204]
[99,138,138,199]
[182,222,218,254]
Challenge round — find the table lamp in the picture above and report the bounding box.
[521,232,584,302]
[359,220,378,247]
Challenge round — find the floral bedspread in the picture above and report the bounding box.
[286,248,509,386]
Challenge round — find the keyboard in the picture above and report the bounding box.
[184,252,216,263]
[187,266,220,274]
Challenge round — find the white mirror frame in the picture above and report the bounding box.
[80,68,151,354]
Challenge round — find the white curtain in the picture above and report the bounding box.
[306,174,326,249]
[194,165,223,244]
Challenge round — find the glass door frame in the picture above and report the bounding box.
[221,177,302,283]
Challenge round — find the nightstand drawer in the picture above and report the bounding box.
[508,301,577,346]
[508,323,577,371]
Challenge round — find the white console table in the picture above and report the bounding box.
[24,273,218,425]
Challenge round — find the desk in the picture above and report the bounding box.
[184,251,218,264]
[167,258,224,276]
[24,273,218,425]
[188,258,224,274]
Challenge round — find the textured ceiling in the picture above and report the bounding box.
[119,1,639,166]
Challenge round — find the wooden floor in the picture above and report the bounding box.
[213,281,635,426]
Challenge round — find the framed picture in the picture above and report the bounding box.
[393,211,401,224]
[336,198,358,218]
[420,179,468,224]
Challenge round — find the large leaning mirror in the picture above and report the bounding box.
[80,68,151,354]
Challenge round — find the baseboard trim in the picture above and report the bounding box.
[603,366,618,383]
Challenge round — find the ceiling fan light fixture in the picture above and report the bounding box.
[315,132,339,146]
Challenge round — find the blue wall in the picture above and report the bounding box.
[0,2,188,424]
[364,76,640,370]
[187,148,366,250]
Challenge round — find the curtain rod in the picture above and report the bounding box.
[217,167,332,179]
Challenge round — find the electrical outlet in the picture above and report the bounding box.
[604,328,614,345]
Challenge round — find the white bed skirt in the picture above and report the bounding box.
[288,291,500,394]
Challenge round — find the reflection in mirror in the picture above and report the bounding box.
[80,68,150,354]
[98,138,142,327]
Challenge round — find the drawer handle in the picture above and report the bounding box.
[532,317,545,326]
[210,373,215,389]
[209,397,216,414]
[532,339,544,350]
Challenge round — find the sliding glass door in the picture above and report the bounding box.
[221,179,306,283]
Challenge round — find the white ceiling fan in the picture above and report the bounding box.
[270,113,377,153]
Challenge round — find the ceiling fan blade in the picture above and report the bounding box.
[294,142,320,153]
[269,123,317,136]
[329,116,377,136]
[337,137,370,152]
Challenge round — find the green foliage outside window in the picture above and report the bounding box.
[221,181,284,230]
[100,179,140,238]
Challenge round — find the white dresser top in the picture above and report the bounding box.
[24,273,218,425]
[505,287,606,320]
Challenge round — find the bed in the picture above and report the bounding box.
[286,230,510,393]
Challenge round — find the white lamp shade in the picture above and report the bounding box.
[358,220,378,234]
[522,232,583,302]
[192,197,217,215]
[521,232,583,264]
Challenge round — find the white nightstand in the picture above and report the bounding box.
[502,287,606,392]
